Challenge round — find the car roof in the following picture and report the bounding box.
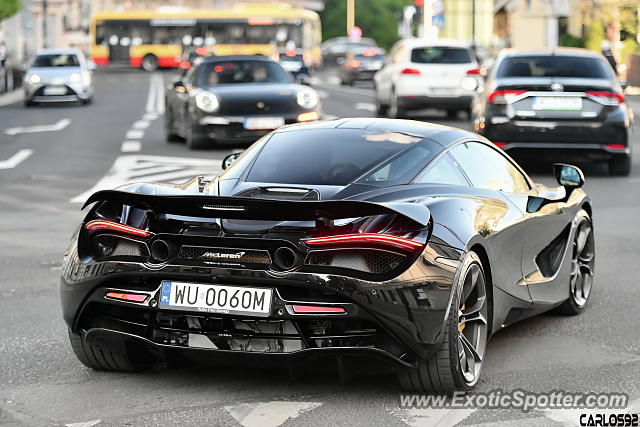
[275,118,484,147]
[35,48,83,56]
[499,47,603,58]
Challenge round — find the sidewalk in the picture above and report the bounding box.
[0,89,23,107]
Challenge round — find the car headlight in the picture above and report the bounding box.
[26,74,41,84]
[70,73,81,82]
[194,91,220,113]
[297,88,319,109]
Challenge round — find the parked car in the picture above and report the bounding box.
[165,55,321,148]
[321,36,378,66]
[62,118,595,392]
[472,48,632,175]
[23,48,95,106]
[339,47,386,86]
[374,39,482,119]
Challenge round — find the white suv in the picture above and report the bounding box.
[374,39,481,119]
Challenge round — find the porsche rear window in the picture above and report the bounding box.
[246,129,436,186]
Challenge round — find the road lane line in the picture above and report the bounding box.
[155,74,165,114]
[323,114,339,120]
[5,118,71,135]
[225,401,322,427]
[126,129,144,140]
[132,120,150,130]
[0,149,34,169]
[143,112,158,121]
[393,407,477,427]
[121,141,141,152]
[355,102,376,112]
[145,74,158,113]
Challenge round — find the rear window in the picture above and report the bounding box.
[411,47,472,64]
[496,55,612,79]
[246,129,437,186]
[33,54,80,67]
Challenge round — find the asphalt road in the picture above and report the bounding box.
[0,67,639,427]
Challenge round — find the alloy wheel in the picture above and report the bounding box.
[570,218,595,307]
[457,263,488,386]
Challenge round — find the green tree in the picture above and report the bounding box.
[584,21,605,52]
[320,0,412,50]
[0,0,21,21]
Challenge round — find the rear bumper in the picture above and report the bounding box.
[399,95,473,110]
[61,241,462,365]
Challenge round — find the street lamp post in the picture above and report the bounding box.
[42,0,48,48]
[346,0,355,34]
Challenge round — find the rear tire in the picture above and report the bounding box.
[24,99,35,107]
[609,154,631,176]
[446,109,459,119]
[374,86,388,117]
[142,54,159,72]
[68,328,149,372]
[388,89,406,119]
[398,251,489,392]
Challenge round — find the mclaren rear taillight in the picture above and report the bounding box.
[488,90,526,104]
[305,233,425,252]
[85,220,150,238]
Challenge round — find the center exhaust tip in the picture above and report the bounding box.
[273,247,299,271]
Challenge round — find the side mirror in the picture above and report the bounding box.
[554,163,584,189]
[619,80,628,90]
[222,152,242,170]
[87,60,96,71]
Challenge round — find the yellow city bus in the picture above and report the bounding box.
[90,3,322,71]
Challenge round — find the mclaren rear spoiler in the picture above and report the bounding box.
[83,190,431,227]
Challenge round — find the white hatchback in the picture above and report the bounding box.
[374,39,481,118]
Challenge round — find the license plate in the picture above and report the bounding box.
[159,281,272,317]
[532,96,582,111]
[43,86,67,96]
[244,117,284,130]
[431,87,456,95]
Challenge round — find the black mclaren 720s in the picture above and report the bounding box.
[61,118,595,392]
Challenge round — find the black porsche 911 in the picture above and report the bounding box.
[165,55,321,149]
[61,119,595,392]
[472,48,632,175]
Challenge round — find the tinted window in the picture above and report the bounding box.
[246,129,435,186]
[450,142,530,193]
[416,154,469,186]
[496,55,612,79]
[360,144,439,186]
[33,54,80,67]
[195,60,292,87]
[411,47,471,64]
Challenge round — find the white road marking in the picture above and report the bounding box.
[145,74,158,114]
[120,141,141,152]
[143,112,158,121]
[393,408,477,427]
[355,102,376,112]
[0,149,34,169]
[467,417,552,427]
[65,420,101,427]
[70,154,223,203]
[132,120,150,130]
[225,401,322,427]
[125,129,144,140]
[327,76,341,85]
[5,118,71,135]
[0,89,24,107]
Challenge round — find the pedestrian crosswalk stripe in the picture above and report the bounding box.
[70,154,223,203]
[392,407,477,427]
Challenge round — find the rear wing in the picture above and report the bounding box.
[83,190,430,227]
